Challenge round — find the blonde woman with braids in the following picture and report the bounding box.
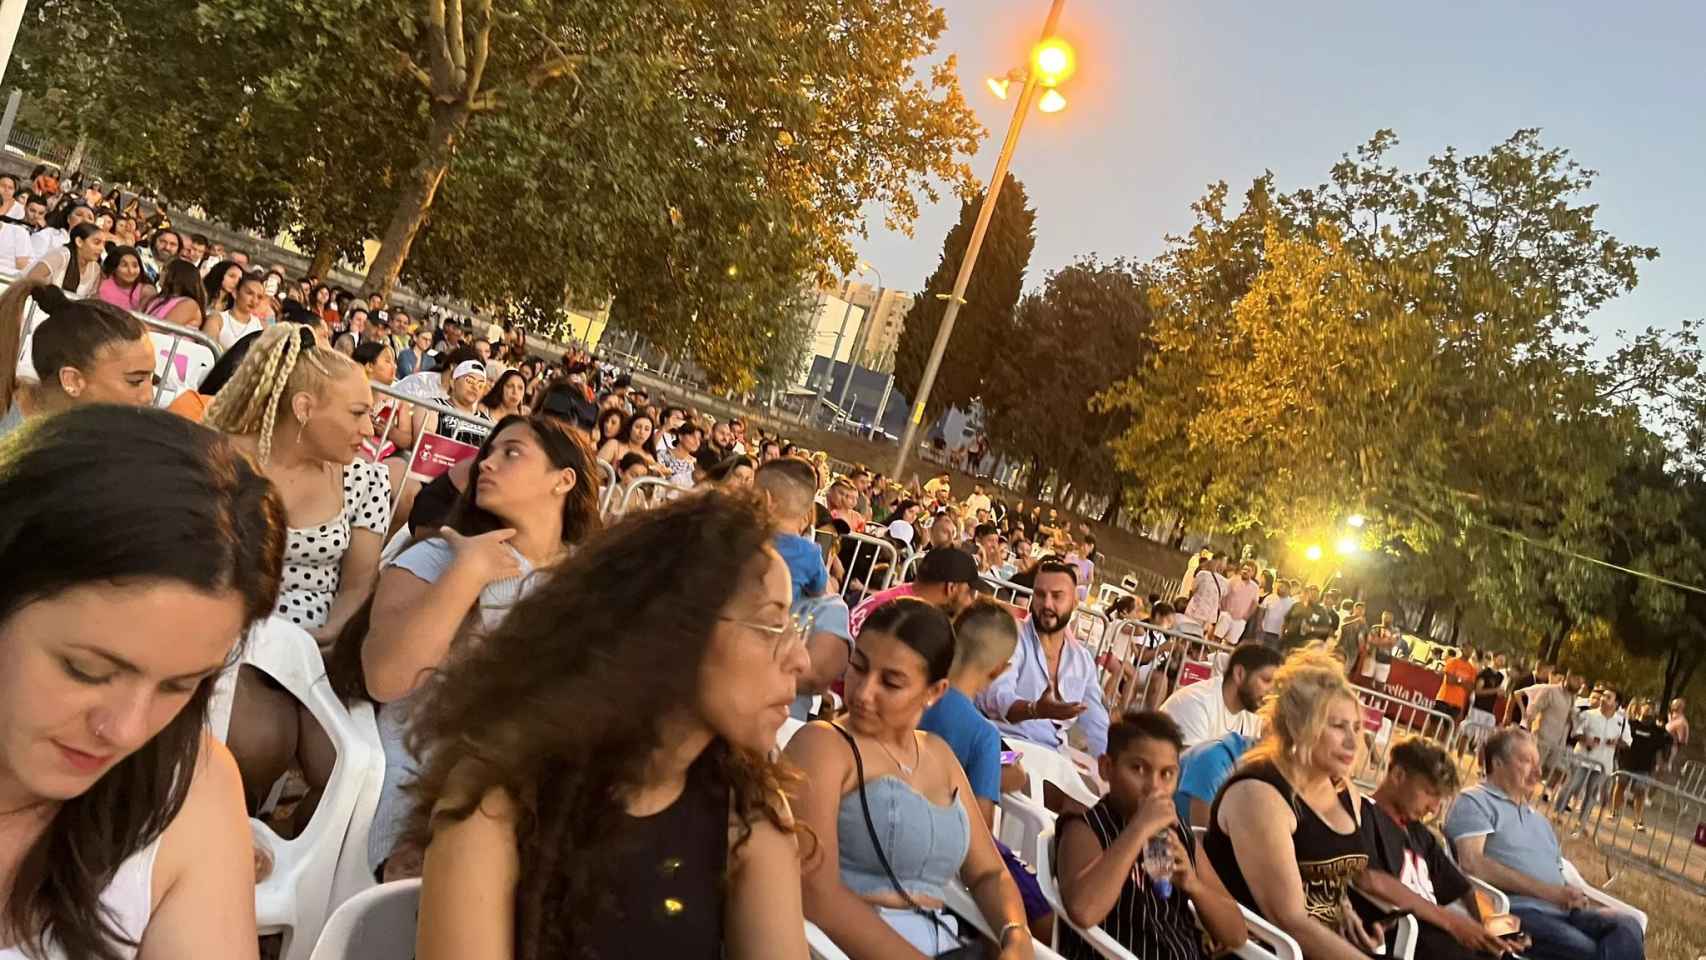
[204,323,393,810]
[1202,649,1386,960]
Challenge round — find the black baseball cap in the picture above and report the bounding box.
[918,547,992,592]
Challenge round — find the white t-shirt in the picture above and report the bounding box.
[1260,595,1297,634]
[215,311,265,350]
[1160,675,1260,748]
[1573,709,1630,772]
[0,223,34,272]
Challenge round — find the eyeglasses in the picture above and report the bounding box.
[720,610,815,661]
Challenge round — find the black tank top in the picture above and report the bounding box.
[1203,758,1367,927]
[580,745,730,959]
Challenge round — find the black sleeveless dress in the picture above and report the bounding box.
[577,746,730,959]
[1202,758,1367,927]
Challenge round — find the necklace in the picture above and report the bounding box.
[873,732,920,778]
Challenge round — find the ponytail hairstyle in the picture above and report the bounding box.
[61,222,103,291]
[0,280,148,411]
[203,323,360,463]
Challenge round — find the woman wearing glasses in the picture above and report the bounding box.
[328,414,601,879]
[405,491,812,960]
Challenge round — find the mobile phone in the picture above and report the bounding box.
[1346,886,1411,925]
[999,750,1020,766]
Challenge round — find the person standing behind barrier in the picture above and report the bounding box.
[407,491,811,960]
[344,414,601,879]
[1203,650,1388,959]
[1256,579,1296,649]
[1356,737,1525,960]
[1215,559,1259,646]
[0,405,285,960]
[1553,687,1629,828]
[1181,551,1227,632]
[1434,647,1476,732]
[1160,643,1282,749]
[1518,668,1575,787]
[978,561,1110,757]
[1446,727,1646,960]
[0,281,155,438]
[1280,584,1333,651]
[1664,698,1689,776]
[1056,711,1249,960]
[1609,700,1669,832]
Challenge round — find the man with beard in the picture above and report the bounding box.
[977,561,1111,755]
[1159,643,1283,748]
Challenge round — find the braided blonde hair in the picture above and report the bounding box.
[204,324,361,464]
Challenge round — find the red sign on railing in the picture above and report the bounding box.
[1177,661,1212,688]
[408,433,480,481]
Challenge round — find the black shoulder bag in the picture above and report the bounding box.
[829,722,994,960]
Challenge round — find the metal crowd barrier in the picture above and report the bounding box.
[1678,759,1706,800]
[1093,619,1239,715]
[837,531,900,608]
[983,576,1034,607]
[138,314,223,406]
[1591,771,1706,895]
[593,458,618,515]
[616,475,686,515]
[1345,686,1458,788]
[366,382,497,517]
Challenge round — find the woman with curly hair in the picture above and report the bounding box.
[407,490,812,959]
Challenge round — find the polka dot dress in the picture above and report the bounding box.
[275,460,393,631]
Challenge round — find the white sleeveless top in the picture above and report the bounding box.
[0,834,160,959]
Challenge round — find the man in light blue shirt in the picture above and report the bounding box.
[1445,727,1644,960]
[976,561,1109,756]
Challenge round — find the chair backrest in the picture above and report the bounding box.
[778,716,806,750]
[1009,739,1101,809]
[308,879,420,960]
[1561,858,1647,931]
[805,920,850,960]
[238,617,387,960]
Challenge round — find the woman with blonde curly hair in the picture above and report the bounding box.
[1202,649,1386,959]
[405,491,811,960]
[204,322,392,811]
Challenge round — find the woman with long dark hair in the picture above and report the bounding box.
[477,368,529,421]
[0,405,286,960]
[22,221,104,296]
[596,411,658,468]
[200,259,242,315]
[203,272,269,351]
[0,281,155,437]
[340,414,602,878]
[95,245,155,312]
[407,491,810,959]
[143,259,208,332]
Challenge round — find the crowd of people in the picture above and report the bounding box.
[0,172,1671,960]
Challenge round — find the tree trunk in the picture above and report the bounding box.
[1099,497,1120,526]
[307,238,337,279]
[1025,457,1045,498]
[1448,603,1462,646]
[362,103,469,299]
[1416,598,1437,638]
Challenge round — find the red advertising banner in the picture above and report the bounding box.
[1177,660,1212,688]
[408,433,480,482]
[1358,658,1507,720]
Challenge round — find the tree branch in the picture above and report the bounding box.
[444,0,466,77]
[462,0,492,98]
[424,0,455,92]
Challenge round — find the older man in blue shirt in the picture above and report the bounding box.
[1445,727,1644,960]
[976,560,1109,756]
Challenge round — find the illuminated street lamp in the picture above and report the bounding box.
[893,0,1074,477]
[1347,514,1366,528]
[1305,545,1324,562]
[1336,536,1360,556]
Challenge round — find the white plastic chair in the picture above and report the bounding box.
[778,716,806,750]
[215,617,387,960]
[1007,738,1101,809]
[308,878,420,960]
[1185,827,1304,960]
[1561,858,1647,932]
[941,881,1067,959]
[806,920,851,960]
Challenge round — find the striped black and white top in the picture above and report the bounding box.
[1056,798,1211,960]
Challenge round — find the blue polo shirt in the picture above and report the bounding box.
[1443,782,1565,914]
[1174,731,1251,823]
[920,688,1002,802]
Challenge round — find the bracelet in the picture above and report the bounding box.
[997,921,1025,945]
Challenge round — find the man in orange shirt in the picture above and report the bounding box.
[1433,648,1478,753]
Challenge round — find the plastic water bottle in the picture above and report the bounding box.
[1142,833,1174,898]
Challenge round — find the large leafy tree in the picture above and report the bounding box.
[894,171,1036,420]
[14,0,983,386]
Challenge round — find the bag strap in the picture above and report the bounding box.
[828,722,961,948]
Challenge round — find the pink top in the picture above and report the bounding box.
[147,295,188,320]
[848,583,917,638]
[97,276,148,311]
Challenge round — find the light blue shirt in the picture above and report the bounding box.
[976,616,1109,756]
[1443,782,1566,915]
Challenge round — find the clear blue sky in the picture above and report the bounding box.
[856,0,1704,342]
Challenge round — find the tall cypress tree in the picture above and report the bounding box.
[894,172,1036,422]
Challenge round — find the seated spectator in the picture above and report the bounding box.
[850,545,985,637]
[204,271,271,351]
[0,405,284,958]
[597,410,657,466]
[827,477,868,533]
[95,244,155,311]
[407,491,811,959]
[791,593,854,720]
[144,258,210,333]
[1446,727,1645,960]
[340,414,601,878]
[204,324,391,808]
[660,421,706,488]
[706,453,757,489]
[433,359,492,444]
[1174,730,1253,828]
[1056,712,1247,960]
[0,281,155,437]
[920,599,1024,828]
[21,221,104,297]
[978,561,1110,756]
[478,368,530,421]
[595,406,624,448]
[1204,650,1387,959]
[1159,643,1282,748]
[1358,737,1525,960]
[757,456,830,603]
[786,598,1035,958]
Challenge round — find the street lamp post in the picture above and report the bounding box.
[891,0,1069,479]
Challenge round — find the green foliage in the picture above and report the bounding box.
[893,172,1036,417]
